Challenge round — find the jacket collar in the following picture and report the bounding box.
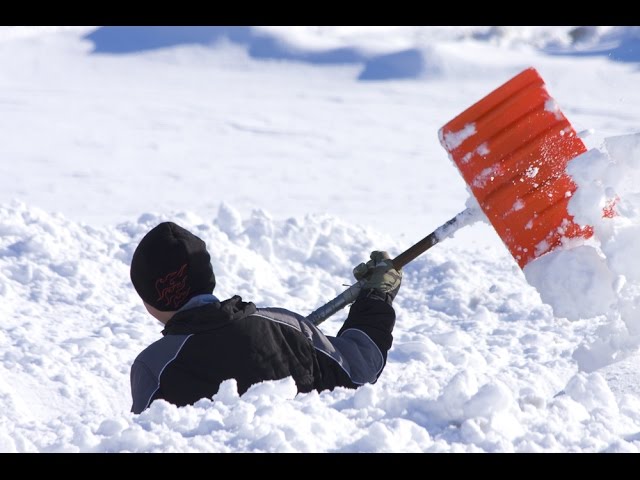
[178,293,220,312]
[162,295,256,336]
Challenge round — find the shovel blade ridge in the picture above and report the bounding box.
[439,67,591,268]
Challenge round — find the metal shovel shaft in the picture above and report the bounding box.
[306,208,479,326]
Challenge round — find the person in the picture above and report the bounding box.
[129,221,402,414]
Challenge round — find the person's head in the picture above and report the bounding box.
[130,222,216,323]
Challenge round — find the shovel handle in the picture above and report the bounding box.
[392,211,469,269]
[306,208,478,326]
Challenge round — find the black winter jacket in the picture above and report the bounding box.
[130,293,395,413]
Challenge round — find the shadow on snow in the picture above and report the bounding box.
[545,27,640,63]
[84,26,425,81]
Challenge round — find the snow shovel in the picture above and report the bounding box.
[307,67,591,326]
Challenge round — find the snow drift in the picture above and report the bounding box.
[1,201,639,452]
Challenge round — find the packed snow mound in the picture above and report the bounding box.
[2,201,639,452]
[525,134,640,325]
[524,134,640,372]
[524,246,617,320]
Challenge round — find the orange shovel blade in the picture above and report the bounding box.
[439,67,592,268]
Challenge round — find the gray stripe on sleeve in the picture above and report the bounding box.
[130,334,192,414]
[330,329,384,384]
[304,321,384,385]
[255,307,383,386]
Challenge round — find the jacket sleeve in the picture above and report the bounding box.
[336,289,396,375]
[261,298,396,389]
[130,359,159,414]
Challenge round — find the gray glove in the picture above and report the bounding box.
[353,251,402,303]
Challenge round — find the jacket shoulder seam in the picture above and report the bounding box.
[141,333,194,412]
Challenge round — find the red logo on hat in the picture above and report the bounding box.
[156,263,190,309]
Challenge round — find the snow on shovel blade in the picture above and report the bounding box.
[439,67,592,268]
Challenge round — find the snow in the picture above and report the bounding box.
[442,123,477,150]
[476,143,490,156]
[524,133,640,371]
[1,26,640,452]
[472,166,497,189]
[524,245,618,319]
[544,98,563,120]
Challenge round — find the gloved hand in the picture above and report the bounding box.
[353,251,402,303]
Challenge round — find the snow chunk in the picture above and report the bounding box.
[441,123,477,150]
[524,246,616,320]
[544,99,562,120]
[525,166,539,178]
[463,381,515,419]
[564,372,618,413]
[215,202,244,237]
[476,143,490,156]
[472,166,497,189]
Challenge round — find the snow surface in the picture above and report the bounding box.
[1,26,640,452]
[524,133,640,374]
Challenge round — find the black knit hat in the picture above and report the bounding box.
[130,222,216,311]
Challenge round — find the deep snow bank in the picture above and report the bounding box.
[1,201,639,452]
[524,134,640,371]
